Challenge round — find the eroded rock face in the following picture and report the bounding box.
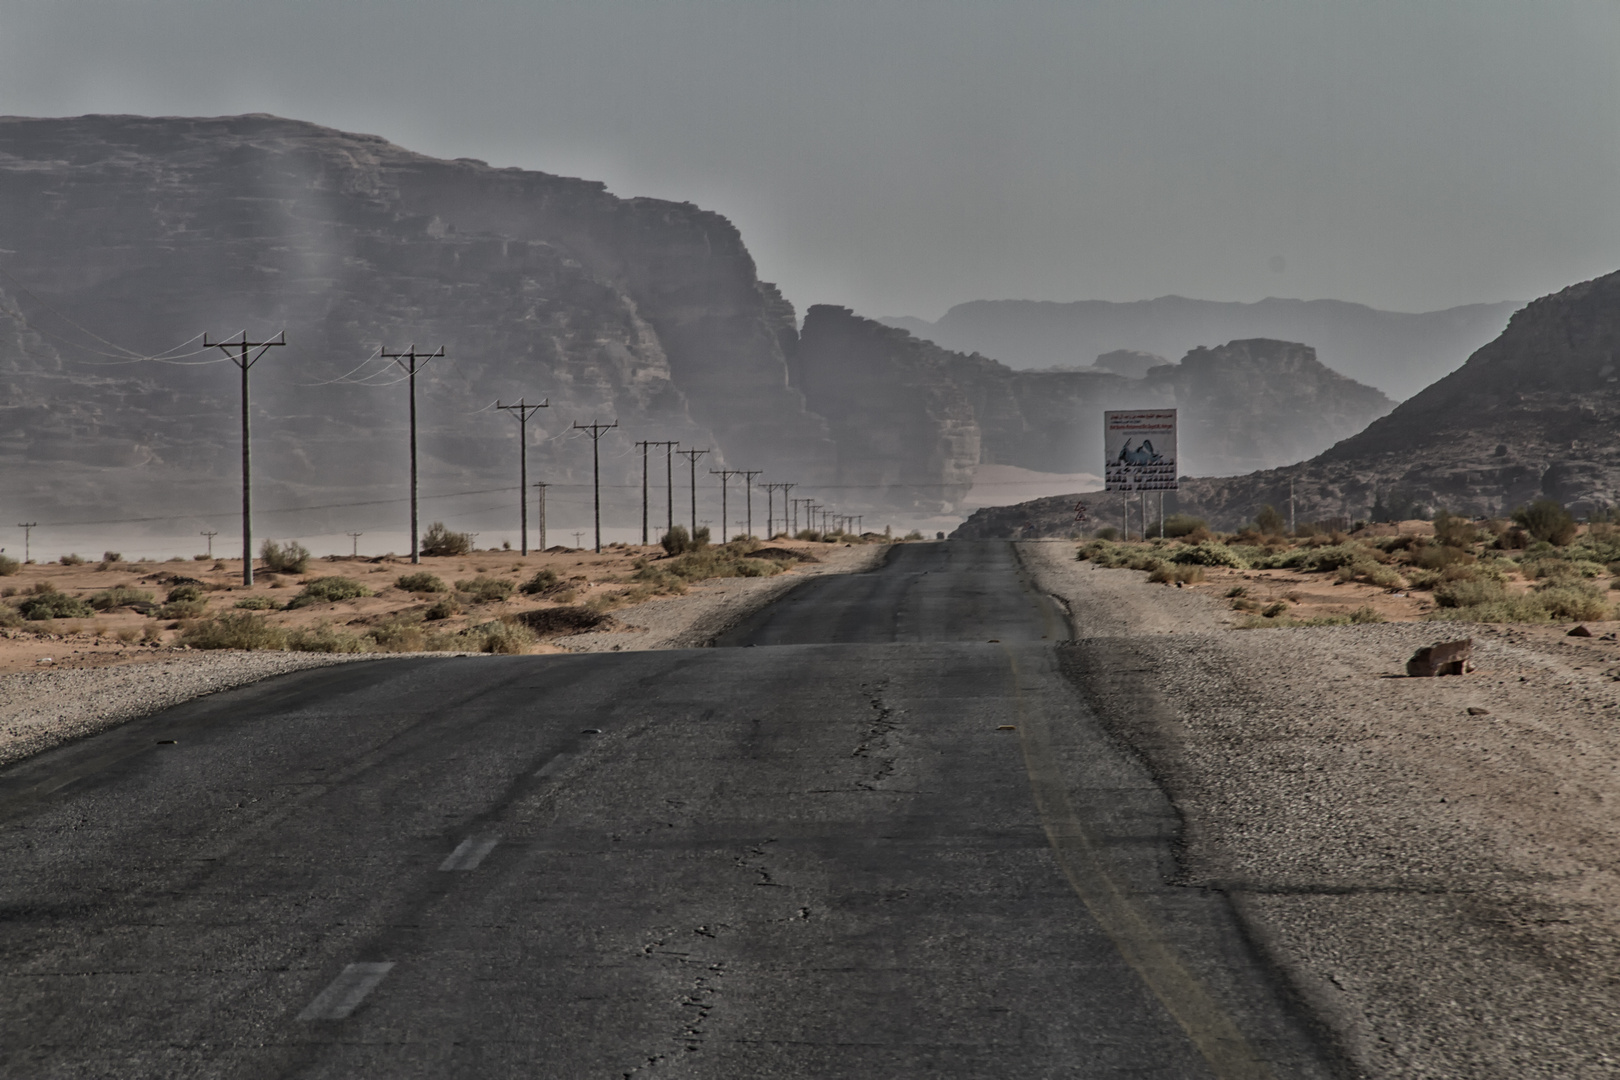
[0,114,833,531]
[794,307,1394,507]
[955,269,1620,534]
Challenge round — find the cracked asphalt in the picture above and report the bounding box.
[0,541,1345,1078]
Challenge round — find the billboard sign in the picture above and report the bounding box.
[1104,409,1178,491]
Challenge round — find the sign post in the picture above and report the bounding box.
[1104,409,1178,538]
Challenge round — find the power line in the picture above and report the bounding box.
[496,397,549,555]
[204,330,286,586]
[381,344,445,565]
[572,420,619,553]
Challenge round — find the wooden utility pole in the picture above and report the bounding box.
[676,449,709,537]
[347,532,363,557]
[710,469,742,543]
[496,397,549,554]
[637,441,679,543]
[572,421,618,552]
[1289,478,1296,535]
[200,530,218,558]
[204,331,286,585]
[380,344,444,565]
[740,470,763,539]
[16,523,37,563]
[763,482,792,538]
[533,482,549,550]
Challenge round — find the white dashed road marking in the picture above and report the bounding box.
[438,835,501,871]
[296,962,395,1021]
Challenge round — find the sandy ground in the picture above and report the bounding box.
[1020,538,1620,1079]
[0,541,887,770]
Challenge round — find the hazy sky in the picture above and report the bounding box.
[3,1,1617,319]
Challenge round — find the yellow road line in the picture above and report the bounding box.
[1006,650,1276,1080]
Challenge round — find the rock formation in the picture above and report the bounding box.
[954,269,1620,536]
[794,306,1393,510]
[885,295,1519,400]
[0,114,833,537]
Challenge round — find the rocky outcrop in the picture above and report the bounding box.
[794,307,1394,509]
[0,114,834,534]
[887,295,1520,400]
[955,270,1620,535]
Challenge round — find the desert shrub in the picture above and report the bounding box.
[1434,579,1508,608]
[456,575,515,603]
[18,587,93,620]
[113,626,138,643]
[1512,498,1578,546]
[464,619,539,654]
[89,585,154,610]
[1255,505,1286,534]
[1260,601,1289,618]
[640,542,787,584]
[661,525,714,555]
[102,551,122,563]
[58,553,85,565]
[0,554,18,576]
[1336,561,1404,588]
[1348,605,1387,624]
[166,583,206,603]
[1432,511,1479,548]
[1521,557,1605,582]
[1171,542,1247,569]
[0,605,21,628]
[287,624,370,653]
[420,522,473,557]
[396,571,448,593]
[154,592,208,618]
[1148,564,1205,584]
[1092,526,1120,541]
[424,597,461,620]
[287,576,372,609]
[1533,581,1611,620]
[260,539,311,573]
[233,595,282,611]
[179,613,288,650]
[368,616,427,652]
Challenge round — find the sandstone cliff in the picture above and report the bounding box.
[794,306,1393,510]
[0,114,833,536]
[954,270,1620,535]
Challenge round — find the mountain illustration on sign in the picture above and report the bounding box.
[1117,440,1165,466]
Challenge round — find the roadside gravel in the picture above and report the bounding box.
[1019,538,1620,1079]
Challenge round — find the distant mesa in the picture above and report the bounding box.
[1091,349,1169,379]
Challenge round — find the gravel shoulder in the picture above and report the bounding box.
[0,543,889,770]
[1019,538,1620,1079]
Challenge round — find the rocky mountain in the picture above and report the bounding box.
[792,306,1393,511]
[0,113,834,540]
[955,270,1620,536]
[884,295,1519,400]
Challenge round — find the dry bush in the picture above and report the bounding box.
[287,623,370,653]
[59,553,86,566]
[396,571,448,593]
[179,613,288,650]
[456,575,515,603]
[89,585,154,610]
[0,554,20,576]
[421,522,473,557]
[259,539,311,573]
[233,595,281,611]
[287,576,372,609]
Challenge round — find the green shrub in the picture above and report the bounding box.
[287,576,372,609]
[456,575,515,603]
[1414,544,1473,571]
[639,543,787,584]
[520,568,561,594]
[661,524,714,555]
[59,553,85,566]
[1512,498,1577,546]
[368,616,427,652]
[1171,542,1247,569]
[260,539,311,573]
[1255,505,1286,533]
[155,596,208,619]
[464,619,539,654]
[1432,511,1479,548]
[1157,514,1208,538]
[424,597,461,620]
[420,522,472,557]
[89,585,154,610]
[233,595,282,611]
[18,587,94,620]
[1093,526,1120,541]
[102,551,122,564]
[179,613,289,650]
[396,571,448,593]
[1434,579,1508,608]
[0,554,18,576]
[166,583,205,603]
[1533,581,1611,621]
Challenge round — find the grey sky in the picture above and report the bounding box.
[2,0,1617,320]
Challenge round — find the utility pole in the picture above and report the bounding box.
[496,397,549,555]
[763,483,792,538]
[572,531,584,549]
[380,344,445,566]
[1289,478,1296,535]
[347,532,363,557]
[204,330,286,586]
[572,421,619,553]
[201,530,218,558]
[740,470,763,539]
[676,449,710,537]
[534,482,549,551]
[638,441,678,543]
[16,523,37,563]
[856,515,863,535]
[710,469,742,543]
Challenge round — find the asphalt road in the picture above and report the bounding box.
[0,541,1340,1078]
